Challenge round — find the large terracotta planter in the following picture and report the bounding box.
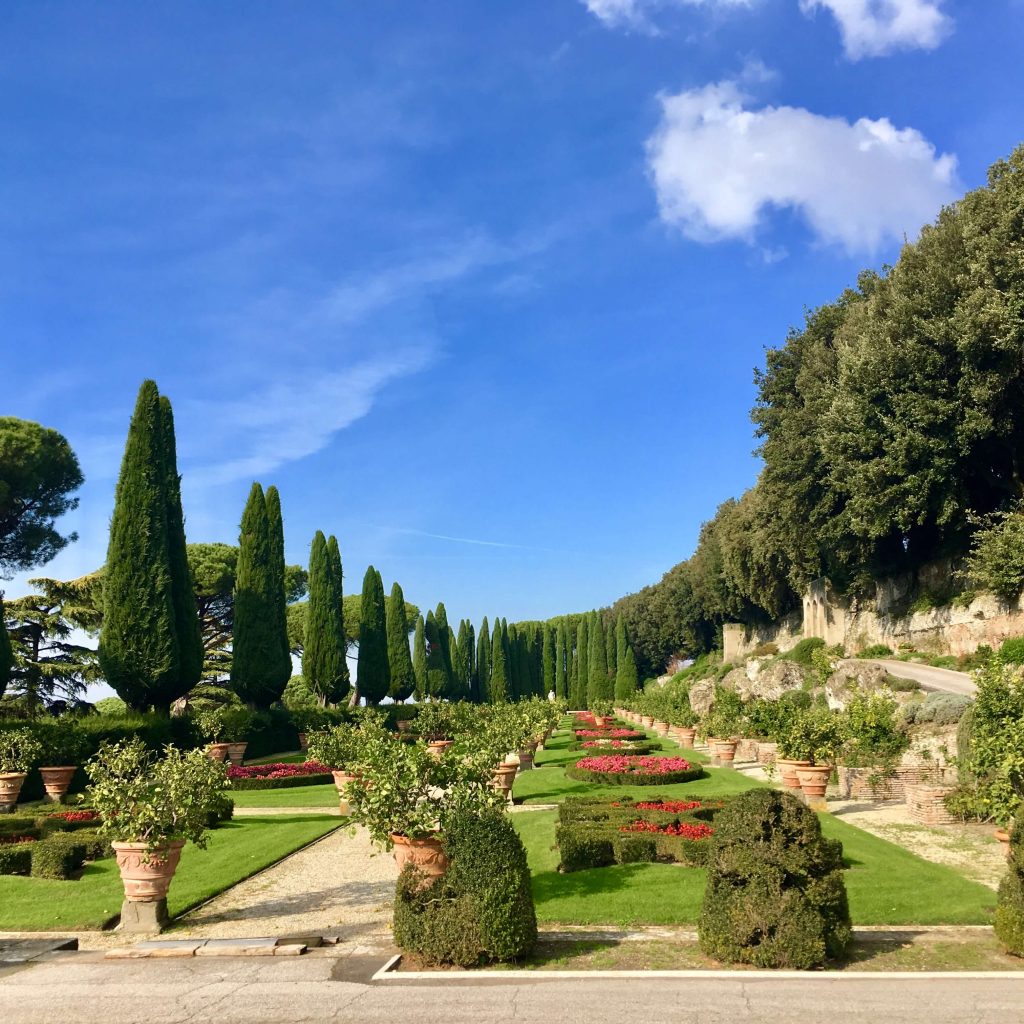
[391,833,449,880]
[593,716,607,728]
[0,772,27,813]
[517,749,535,771]
[654,720,671,737]
[756,742,778,766]
[112,840,185,902]
[427,739,454,759]
[492,761,518,798]
[298,732,309,752]
[39,766,77,803]
[396,720,413,734]
[206,743,230,762]
[332,770,357,815]
[716,740,738,765]
[674,727,697,748]
[225,742,248,767]
[996,829,1012,861]
[776,758,811,791]
[642,716,655,728]
[797,765,832,799]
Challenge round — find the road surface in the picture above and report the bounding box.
[1,952,1022,1024]
[857,659,976,696]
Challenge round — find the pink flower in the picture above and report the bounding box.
[574,755,693,775]
[226,760,329,780]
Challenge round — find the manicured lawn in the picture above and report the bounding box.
[246,751,308,765]
[510,720,996,927]
[229,783,340,808]
[0,814,339,931]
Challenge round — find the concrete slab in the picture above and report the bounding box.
[0,938,78,963]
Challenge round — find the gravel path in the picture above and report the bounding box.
[168,824,397,947]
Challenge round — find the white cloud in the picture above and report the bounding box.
[800,0,951,59]
[646,77,958,253]
[582,0,752,32]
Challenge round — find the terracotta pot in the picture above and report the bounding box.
[797,765,832,799]
[593,715,607,727]
[206,742,230,762]
[39,766,77,803]
[427,739,454,759]
[654,720,671,737]
[776,758,812,790]
[491,762,518,797]
[677,727,697,748]
[298,732,309,752]
[332,770,357,815]
[756,742,778,766]
[642,716,655,728]
[225,742,248,767]
[517,749,535,771]
[396,720,413,733]
[716,740,738,765]
[996,828,1012,861]
[112,840,185,902]
[391,833,449,880]
[0,772,27,813]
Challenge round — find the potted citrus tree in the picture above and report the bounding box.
[38,722,89,803]
[307,722,368,814]
[221,706,255,766]
[86,739,228,931]
[0,729,43,813]
[779,705,843,804]
[195,707,231,762]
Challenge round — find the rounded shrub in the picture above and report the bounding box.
[698,789,852,969]
[1000,637,1024,666]
[392,809,537,967]
[782,637,826,667]
[996,817,1024,955]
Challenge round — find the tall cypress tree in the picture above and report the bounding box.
[357,566,389,705]
[386,581,415,702]
[158,397,203,699]
[574,615,589,709]
[231,484,281,707]
[489,618,510,703]
[434,602,458,698]
[605,615,617,679]
[264,485,293,701]
[325,535,349,694]
[542,624,556,698]
[454,619,472,698]
[554,621,567,700]
[303,531,346,706]
[615,616,628,674]
[412,614,427,700]
[616,643,640,700]
[465,621,476,702]
[588,612,609,705]
[0,597,13,700]
[476,616,491,703]
[100,381,192,712]
[424,611,447,698]
[507,624,521,700]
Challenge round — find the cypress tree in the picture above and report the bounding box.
[158,397,203,699]
[434,602,457,698]
[615,616,628,674]
[326,535,349,694]
[303,531,346,706]
[264,485,293,701]
[0,597,12,700]
[476,617,491,703]
[605,615,617,678]
[424,611,447,698]
[554,622,567,700]
[466,621,476,701]
[542,624,556,698]
[575,615,589,709]
[507,624,521,700]
[412,614,427,699]
[357,566,390,705]
[588,612,609,705]
[489,618,510,703]
[100,381,187,711]
[568,625,578,705]
[386,581,415,702]
[230,484,281,708]
[455,619,472,698]
[616,643,640,700]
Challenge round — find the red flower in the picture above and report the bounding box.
[47,810,98,822]
[634,800,703,813]
[619,820,714,840]
[226,760,329,780]
[574,755,693,775]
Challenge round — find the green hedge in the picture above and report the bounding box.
[996,817,1024,954]
[0,843,34,875]
[228,773,332,791]
[567,739,663,754]
[565,763,705,786]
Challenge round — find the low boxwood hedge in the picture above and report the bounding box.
[565,763,705,786]
[567,739,663,754]
[228,772,332,791]
[0,842,35,876]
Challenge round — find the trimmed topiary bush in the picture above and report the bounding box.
[782,637,826,667]
[392,810,537,967]
[698,789,852,969]
[30,833,88,880]
[996,818,1024,955]
[0,841,34,875]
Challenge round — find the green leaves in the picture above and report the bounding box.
[0,728,43,773]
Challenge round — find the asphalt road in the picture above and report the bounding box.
[856,659,976,697]
[1,953,1022,1024]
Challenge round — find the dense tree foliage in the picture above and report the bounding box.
[386,581,415,702]
[475,616,491,702]
[0,596,12,699]
[264,486,293,697]
[412,614,427,700]
[303,531,348,707]
[0,417,83,578]
[357,567,390,705]
[99,381,201,712]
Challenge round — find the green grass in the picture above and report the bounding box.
[228,783,340,808]
[0,814,339,931]
[245,751,308,765]
[509,721,996,927]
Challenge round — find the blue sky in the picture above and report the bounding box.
[3,1,1023,632]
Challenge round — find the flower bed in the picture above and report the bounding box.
[227,760,332,791]
[554,796,729,872]
[569,738,662,754]
[566,755,704,786]
[574,729,645,740]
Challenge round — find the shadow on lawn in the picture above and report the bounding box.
[531,863,657,905]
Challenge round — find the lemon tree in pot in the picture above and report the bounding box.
[347,731,505,880]
[779,705,844,808]
[0,729,43,813]
[306,719,380,814]
[38,721,90,803]
[221,705,255,766]
[86,738,228,932]
[195,707,231,762]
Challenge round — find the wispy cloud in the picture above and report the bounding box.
[375,525,554,552]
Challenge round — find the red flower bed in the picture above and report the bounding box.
[227,760,329,780]
[619,819,714,840]
[574,755,693,775]
[582,740,626,748]
[0,835,37,845]
[47,810,99,823]
[574,729,643,739]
